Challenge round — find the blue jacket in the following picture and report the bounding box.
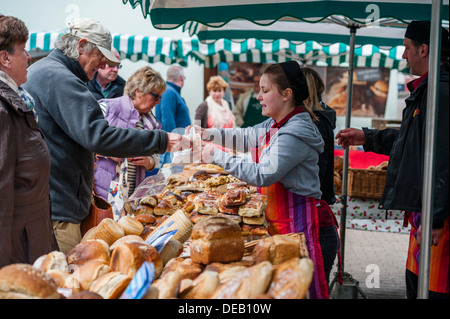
[24,50,168,224]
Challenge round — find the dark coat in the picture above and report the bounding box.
[363,66,449,229]
[0,81,55,267]
[87,72,125,100]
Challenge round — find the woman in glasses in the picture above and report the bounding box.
[94,66,165,201]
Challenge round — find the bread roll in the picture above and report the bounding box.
[66,239,110,272]
[161,257,203,280]
[142,285,159,299]
[139,195,158,207]
[190,216,244,264]
[252,234,301,265]
[110,234,145,251]
[110,242,163,279]
[72,260,111,291]
[90,271,131,299]
[134,213,157,225]
[46,269,81,293]
[118,215,144,236]
[159,239,183,266]
[68,291,103,299]
[0,264,59,299]
[80,218,125,246]
[33,250,67,272]
[267,257,314,299]
[152,271,182,299]
[193,191,219,215]
[211,261,273,299]
[179,270,220,299]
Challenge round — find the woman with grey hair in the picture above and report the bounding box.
[94,66,166,201]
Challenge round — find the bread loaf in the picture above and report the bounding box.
[90,271,131,299]
[66,239,110,272]
[68,291,103,299]
[159,239,183,266]
[179,270,220,299]
[152,271,182,299]
[190,216,244,264]
[33,250,68,272]
[80,218,125,246]
[110,234,145,251]
[161,257,203,280]
[0,264,59,299]
[252,234,301,265]
[46,269,81,293]
[71,260,111,291]
[211,261,272,299]
[267,257,314,299]
[117,215,144,236]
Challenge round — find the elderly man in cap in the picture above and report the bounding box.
[87,47,126,100]
[336,21,449,299]
[24,18,187,254]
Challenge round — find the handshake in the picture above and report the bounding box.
[165,125,215,164]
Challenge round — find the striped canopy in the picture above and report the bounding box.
[123,0,449,29]
[26,31,407,71]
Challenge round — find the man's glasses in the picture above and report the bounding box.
[149,92,162,101]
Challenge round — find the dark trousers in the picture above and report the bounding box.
[405,269,449,299]
[319,225,339,287]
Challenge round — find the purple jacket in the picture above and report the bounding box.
[94,95,147,200]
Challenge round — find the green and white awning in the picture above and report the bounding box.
[178,37,407,71]
[123,0,449,29]
[26,31,407,71]
[26,32,186,66]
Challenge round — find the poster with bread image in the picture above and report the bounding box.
[317,66,390,118]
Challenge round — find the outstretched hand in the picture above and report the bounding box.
[335,128,366,149]
[166,132,191,153]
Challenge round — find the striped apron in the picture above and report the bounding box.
[405,212,449,294]
[251,111,329,299]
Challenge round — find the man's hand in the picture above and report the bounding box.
[335,128,366,149]
[193,141,215,164]
[166,132,190,153]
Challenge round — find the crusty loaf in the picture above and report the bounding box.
[211,261,273,299]
[80,218,125,246]
[117,215,144,236]
[179,270,220,299]
[110,234,145,251]
[190,216,244,264]
[0,263,59,299]
[267,257,314,299]
[66,239,110,272]
[252,234,301,265]
[152,271,183,299]
[46,269,81,293]
[90,271,131,299]
[161,257,203,280]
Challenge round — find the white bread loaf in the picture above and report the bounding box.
[252,234,301,265]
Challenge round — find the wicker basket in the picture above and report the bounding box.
[348,168,386,199]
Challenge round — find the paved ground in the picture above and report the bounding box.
[329,228,410,299]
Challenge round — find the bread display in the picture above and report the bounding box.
[12,165,315,299]
[189,216,245,264]
[0,263,59,299]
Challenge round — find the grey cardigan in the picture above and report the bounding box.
[207,113,324,198]
[24,50,168,224]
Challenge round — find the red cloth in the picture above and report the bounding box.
[334,149,389,169]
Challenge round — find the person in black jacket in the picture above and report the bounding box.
[336,21,449,299]
[303,67,340,289]
[87,47,125,100]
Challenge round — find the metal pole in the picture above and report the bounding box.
[339,25,357,274]
[417,0,442,299]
